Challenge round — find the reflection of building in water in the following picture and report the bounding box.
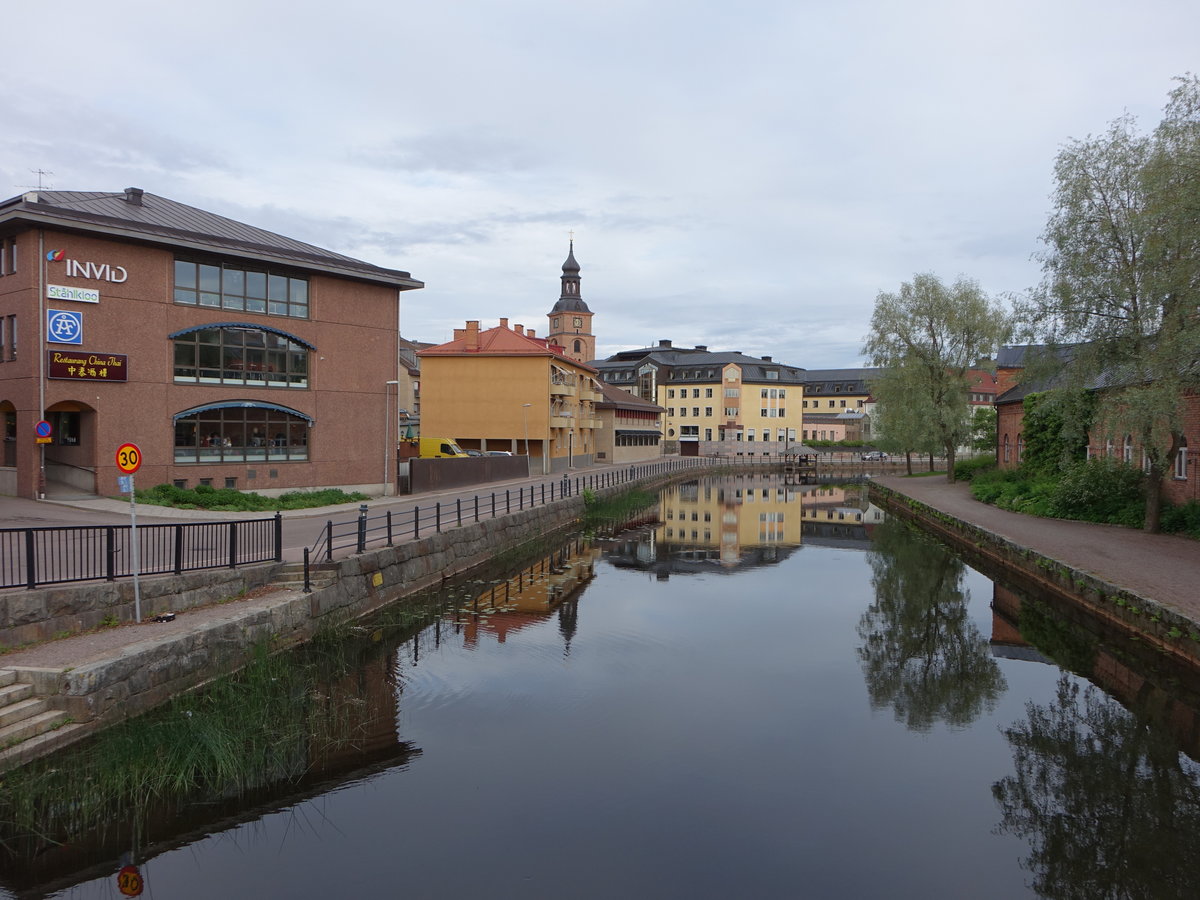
[991,583,1200,760]
[450,539,601,652]
[659,475,802,565]
[604,475,804,577]
[798,483,884,549]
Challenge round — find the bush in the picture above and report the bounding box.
[953,454,996,482]
[1161,501,1200,538]
[1048,458,1144,526]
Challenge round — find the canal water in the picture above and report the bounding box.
[4,474,1200,899]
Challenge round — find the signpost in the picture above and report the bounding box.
[115,444,143,622]
[34,420,52,445]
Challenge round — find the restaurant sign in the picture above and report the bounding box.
[46,350,128,382]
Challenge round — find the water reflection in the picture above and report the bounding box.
[605,475,887,575]
[994,675,1200,899]
[9,475,1200,898]
[857,517,1007,731]
[445,539,598,656]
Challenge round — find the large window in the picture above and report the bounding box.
[174,403,310,463]
[173,325,310,388]
[174,260,309,318]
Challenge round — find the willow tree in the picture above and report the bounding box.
[1017,75,1200,532]
[863,273,1011,482]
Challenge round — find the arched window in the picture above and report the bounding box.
[173,402,311,463]
[1123,434,1133,463]
[573,339,582,354]
[1017,434,1024,462]
[1003,433,1010,463]
[171,323,312,388]
[1176,437,1189,480]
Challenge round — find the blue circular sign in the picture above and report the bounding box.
[47,310,83,344]
[35,420,52,438]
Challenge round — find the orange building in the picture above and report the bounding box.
[418,319,603,473]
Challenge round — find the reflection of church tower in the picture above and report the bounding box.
[547,239,595,364]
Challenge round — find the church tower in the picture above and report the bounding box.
[547,239,595,364]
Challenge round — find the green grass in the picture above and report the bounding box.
[134,483,369,512]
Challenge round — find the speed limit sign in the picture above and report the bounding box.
[115,443,142,474]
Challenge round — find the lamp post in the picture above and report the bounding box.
[384,380,399,496]
[522,403,531,457]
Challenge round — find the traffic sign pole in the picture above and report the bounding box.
[115,444,143,622]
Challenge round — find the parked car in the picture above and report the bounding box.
[862,451,889,461]
[486,450,513,456]
[464,448,484,457]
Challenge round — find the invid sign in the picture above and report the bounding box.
[45,250,128,283]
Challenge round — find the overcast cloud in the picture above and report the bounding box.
[3,0,1196,368]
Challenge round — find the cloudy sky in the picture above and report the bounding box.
[4,1,1196,368]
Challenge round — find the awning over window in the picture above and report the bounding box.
[167,322,317,350]
[615,430,661,437]
[172,401,314,422]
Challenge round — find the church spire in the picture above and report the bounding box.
[547,236,595,364]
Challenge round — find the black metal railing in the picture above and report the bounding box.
[0,515,283,591]
[302,457,716,591]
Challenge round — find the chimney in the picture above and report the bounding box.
[453,328,466,342]
[695,345,707,351]
[124,187,144,205]
[762,355,772,362]
[527,328,536,338]
[658,339,672,348]
[513,323,524,335]
[499,317,509,329]
[465,320,480,351]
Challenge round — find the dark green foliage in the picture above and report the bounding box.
[971,459,1147,527]
[953,454,996,481]
[1161,501,1200,538]
[1021,391,1093,475]
[1051,458,1145,526]
[136,483,368,511]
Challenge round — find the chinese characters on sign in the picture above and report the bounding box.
[46,351,129,382]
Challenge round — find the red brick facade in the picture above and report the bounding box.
[0,194,419,499]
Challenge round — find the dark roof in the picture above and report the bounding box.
[596,381,665,412]
[551,297,591,313]
[802,367,882,394]
[0,188,422,290]
[591,345,805,385]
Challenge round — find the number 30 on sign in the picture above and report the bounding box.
[115,443,142,474]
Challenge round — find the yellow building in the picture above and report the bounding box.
[591,340,806,455]
[418,318,603,473]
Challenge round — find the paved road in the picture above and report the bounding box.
[874,474,1200,623]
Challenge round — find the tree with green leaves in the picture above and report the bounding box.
[1017,75,1200,532]
[870,369,942,474]
[863,273,1011,482]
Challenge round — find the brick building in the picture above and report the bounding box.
[0,188,422,499]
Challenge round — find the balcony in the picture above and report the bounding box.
[549,382,577,397]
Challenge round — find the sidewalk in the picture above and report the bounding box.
[873,474,1200,624]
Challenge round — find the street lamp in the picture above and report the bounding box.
[384,380,399,496]
[522,403,531,458]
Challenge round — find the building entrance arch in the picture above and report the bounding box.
[43,399,99,496]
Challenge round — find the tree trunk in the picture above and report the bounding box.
[1144,466,1164,534]
[905,451,913,476]
[945,445,957,483]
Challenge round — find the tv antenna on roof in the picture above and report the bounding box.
[18,169,54,190]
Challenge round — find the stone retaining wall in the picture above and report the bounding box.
[869,482,1200,670]
[0,565,283,649]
